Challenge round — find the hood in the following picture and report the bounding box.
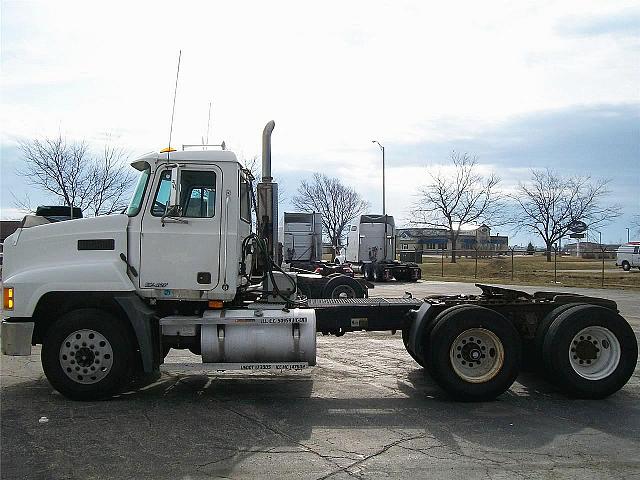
[3,214,129,279]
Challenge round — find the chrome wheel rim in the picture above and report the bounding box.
[450,328,504,383]
[569,326,620,380]
[59,329,113,384]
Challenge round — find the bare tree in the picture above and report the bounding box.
[631,215,640,238]
[17,135,134,216]
[292,173,369,251]
[511,169,621,261]
[412,152,501,263]
[239,154,288,206]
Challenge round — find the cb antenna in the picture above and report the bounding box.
[167,49,182,157]
[205,100,212,145]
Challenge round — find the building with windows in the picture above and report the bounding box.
[562,241,619,259]
[396,225,508,253]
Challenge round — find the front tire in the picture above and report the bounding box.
[542,305,637,399]
[42,308,136,400]
[427,306,521,401]
[622,261,631,271]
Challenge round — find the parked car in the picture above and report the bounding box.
[615,242,640,271]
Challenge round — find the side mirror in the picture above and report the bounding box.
[161,165,188,225]
[169,165,181,210]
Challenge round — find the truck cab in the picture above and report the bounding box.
[125,150,253,301]
[345,214,420,282]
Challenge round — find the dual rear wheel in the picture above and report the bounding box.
[536,304,637,399]
[404,303,637,401]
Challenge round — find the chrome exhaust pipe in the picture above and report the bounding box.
[262,120,275,182]
[257,120,279,266]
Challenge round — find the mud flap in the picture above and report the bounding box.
[114,294,158,373]
[407,302,433,364]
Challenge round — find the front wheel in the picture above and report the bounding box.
[622,261,631,271]
[42,308,136,400]
[427,306,521,401]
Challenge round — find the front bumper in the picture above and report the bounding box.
[1,320,34,356]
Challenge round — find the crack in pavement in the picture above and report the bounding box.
[314,433,430,480]
[210,400,364,478]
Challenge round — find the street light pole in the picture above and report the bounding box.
[372,140,385,215]
[372,140,387,260]
[626,228,630,243]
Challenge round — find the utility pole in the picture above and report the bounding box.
[371,140,385,215]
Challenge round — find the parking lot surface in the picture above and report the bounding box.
[2,281,639,479]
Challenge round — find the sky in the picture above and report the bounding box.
[1,0,638,246]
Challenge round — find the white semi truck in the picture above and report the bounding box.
[344,214,421,282]
[283,211,360,283]
[1,121,637,402]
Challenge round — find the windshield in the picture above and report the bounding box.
[126,166,151,216]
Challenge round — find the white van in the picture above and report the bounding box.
[616,242,640,271]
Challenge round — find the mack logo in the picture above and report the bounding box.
[145,282,169,288]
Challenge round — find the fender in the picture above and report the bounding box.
[406,302,434,364]
[4,261,135,318]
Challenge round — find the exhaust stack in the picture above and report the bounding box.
[262,120,275,182]
[257,120,279,265]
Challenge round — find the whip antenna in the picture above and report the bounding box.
[167,50,182,155]
[205,100,212,145]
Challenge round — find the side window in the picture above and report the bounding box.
[240,174,251,222]
[634,247,639,254]
[151,170,172,216]
[181,170,216,218]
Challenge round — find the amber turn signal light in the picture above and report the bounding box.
[3,287,14,310]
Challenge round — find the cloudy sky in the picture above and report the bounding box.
[1,0,638,245]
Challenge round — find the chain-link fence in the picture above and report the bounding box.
[404,247,638,290]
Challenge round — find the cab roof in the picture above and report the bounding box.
[131,150,240,170]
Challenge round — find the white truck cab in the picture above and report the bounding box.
[125,150,253,301]
[2,149,254,322]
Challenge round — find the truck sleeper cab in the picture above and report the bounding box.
[345,215,421,282]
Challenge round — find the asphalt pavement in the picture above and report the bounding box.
[1,281,639,479]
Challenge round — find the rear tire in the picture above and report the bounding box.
[372,267,382,282]
[322,276,365,299]
[427,306,521,401]
[363,264,374,281]
[526,303,582,371]
[41,308,136,401]
[622,261,631,271]
[542,305,637,399]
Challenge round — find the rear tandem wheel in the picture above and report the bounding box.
[426,305,522,401]
[541,304,638,399]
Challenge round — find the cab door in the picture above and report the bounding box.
[139,164,223,293]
